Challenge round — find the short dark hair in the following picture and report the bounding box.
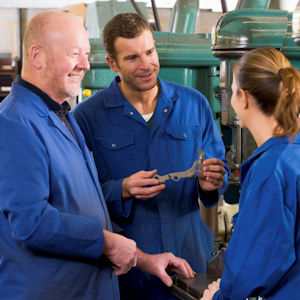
[102,13,152,60]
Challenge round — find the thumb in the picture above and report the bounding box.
[158,269,173,287]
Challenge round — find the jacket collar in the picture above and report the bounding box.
[103,76,179,109]
[241,136,290,181]
[16,76,63,113]
[11,82,80,150]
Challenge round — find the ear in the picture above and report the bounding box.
[30,45,45,70]
[238,88,249,109]
[106,55,119,73]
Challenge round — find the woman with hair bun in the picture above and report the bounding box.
[201,48,300,300]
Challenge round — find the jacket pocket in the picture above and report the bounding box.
[93,134,137,179]
[95,134,134,150]
[164,125,202,170]
[165,125,201,141]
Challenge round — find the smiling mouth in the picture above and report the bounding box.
[137,72,155,79]
[68,72,83,80]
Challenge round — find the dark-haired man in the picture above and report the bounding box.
[74,12,228,300]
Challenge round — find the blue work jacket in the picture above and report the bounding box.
[0,83,120,300]
[73,76,228,300]
[213,135,300,300]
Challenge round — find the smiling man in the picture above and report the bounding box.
[73,13,229,300]
[0,11,195,300]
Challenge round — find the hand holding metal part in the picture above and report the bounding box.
[153,149,205,184]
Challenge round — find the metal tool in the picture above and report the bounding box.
[153,149,205,184]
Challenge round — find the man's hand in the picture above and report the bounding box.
[198,158,226,192]
[102,230,137,275]
[137,249,195,287]
[122,170,165,200]
[200,279,221,300]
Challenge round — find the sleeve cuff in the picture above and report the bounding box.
[102,179,132,218]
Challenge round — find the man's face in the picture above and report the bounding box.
[41,23,90,103]
[109,29,160,92]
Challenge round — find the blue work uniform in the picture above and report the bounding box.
[0,82,120,300]
[213,134,300,300]
[73,76,229,300]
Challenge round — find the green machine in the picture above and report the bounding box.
[212,0,300,202]
[83,0,222,131]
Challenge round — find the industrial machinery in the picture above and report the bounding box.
[0,54,18,102]
[212,0,300,198]
[83,0,222,131]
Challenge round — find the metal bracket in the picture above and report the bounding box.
[153,149,205,184]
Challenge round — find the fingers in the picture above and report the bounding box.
[133,185,165,200]
[102,231,137,276]
[166,253,195,279]
[199,158,226,191]
[203,159,226,176]
[207,280,220,295]
[157,268,173,287]
[200,288,213,300]
[122,170,166,199]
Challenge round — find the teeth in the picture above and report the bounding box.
[69,74,81,79]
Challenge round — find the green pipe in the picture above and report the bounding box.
[168,0,199,34]
[235,0,270,9]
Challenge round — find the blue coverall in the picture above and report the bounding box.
[0,83,120,300]
[73,76,229,300]
[213,135,300,300]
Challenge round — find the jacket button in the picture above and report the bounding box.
[112,143,116,148]
[130,111,134,115]
[183,133,187,138]
[163,108,168,113]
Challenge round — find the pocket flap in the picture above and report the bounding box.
[165,125,199,140]
[95,135,134,150]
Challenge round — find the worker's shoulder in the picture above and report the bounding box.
[244,137,290,182]
[159,78,208,106]
[73,87,110,116]
[0,83,45,125]
[276,134,300,177]
[160,77,204,96]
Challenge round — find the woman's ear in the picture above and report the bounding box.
[239,88,249,109]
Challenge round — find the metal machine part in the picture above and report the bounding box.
[153,149,204,184]
[171,249,224,300]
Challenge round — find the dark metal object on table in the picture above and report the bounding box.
[0,54,18,101]
[154,149,205,184]
[171,249,224,300]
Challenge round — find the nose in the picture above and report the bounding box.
[77,54,90,71]
[139,54,153,70]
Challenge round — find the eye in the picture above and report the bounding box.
[146,49,154,55]
[126,55,137,61]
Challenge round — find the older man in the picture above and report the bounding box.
[0,11,193,300]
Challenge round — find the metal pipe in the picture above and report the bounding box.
[130,0,146,19]
[168,0,199,34]
[235,0,270,9]
[221,0,228,13]
[151,0,161,31]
